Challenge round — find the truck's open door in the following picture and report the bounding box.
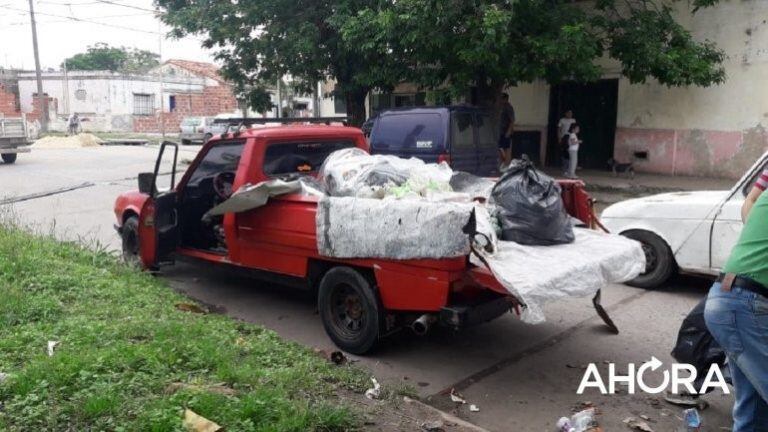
[138,141,180,268]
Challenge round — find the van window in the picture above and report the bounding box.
[372,113,444,151]
[182,117,202,126]
[264,140,355,176]
[452,112,474,149]
[477,114,496,149]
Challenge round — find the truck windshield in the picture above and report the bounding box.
[187,140,246,186]
[264,140,355,176]
[372,113,444,151]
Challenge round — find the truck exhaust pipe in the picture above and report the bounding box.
[411,314,436,336]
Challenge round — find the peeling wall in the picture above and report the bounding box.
[614,1,768,178]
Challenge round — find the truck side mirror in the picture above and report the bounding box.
[138,172,155,195]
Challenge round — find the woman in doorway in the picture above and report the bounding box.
[567,123,582,179]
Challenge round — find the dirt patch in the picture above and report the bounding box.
[33,133,103,149]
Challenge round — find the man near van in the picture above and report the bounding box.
[498,93,515,167]
[704,167,768,432]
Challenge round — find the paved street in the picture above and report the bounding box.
[1,146,735,431]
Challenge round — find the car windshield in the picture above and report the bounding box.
[182,117,202,126]
[371,113,444,151]
[263,140,355,176]
[186,140,246,186]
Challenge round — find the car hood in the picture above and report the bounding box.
[601,190,731,220]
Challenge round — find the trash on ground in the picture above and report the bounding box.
[469,404,479,412]
[34,133,103,149]
[364,377,381,400]
[183,408,222,432]
[421,420,445,431]
[664,391,709,410]
[557,416,574,432]
[623,416,654,432]
[571,408,598,431]
[174,302,207,314]
[449,388,467,404]
[46,340,59,356]
[492,159,574,245]
[683,408,702,430]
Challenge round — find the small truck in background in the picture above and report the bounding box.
[0,115,34,164]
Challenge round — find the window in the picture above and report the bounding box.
[133,93,154,115]
[476,114,497,149]
[371,113,444,151]
[187,141,246,186]
[334,96,347,115]
[169,95,177,112]
[264,140,355,176]
[451,112,474,149]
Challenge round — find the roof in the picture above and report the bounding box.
[378,105,488,116]
[165,59,225,83]
[221,124,363,141]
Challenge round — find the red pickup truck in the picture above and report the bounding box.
[114,125,600,354]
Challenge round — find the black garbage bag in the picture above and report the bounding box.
[671,298,731,391]
[491,159,574,245]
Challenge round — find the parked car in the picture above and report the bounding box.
[179,116,219,145]
[0,115,34,164]
[368,106,500,177]
[600,151,768,288]
[114,124,602,354]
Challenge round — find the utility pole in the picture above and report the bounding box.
[28,0,48,132]
[276,78,282,118]
[157,19,165,139]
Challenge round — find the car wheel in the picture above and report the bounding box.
[318,266,382,355]
[2,153,17,164]
[181,139,191,145]
[203,133,213,144]
[622,230,675,289]
[121,215,141,266]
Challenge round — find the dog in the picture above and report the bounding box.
[607,158,635,179]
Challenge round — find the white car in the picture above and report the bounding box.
[600,152,768,288]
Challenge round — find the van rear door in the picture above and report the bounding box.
[475,113,500,177]
[369,112,445,163]
[449,110,478,173]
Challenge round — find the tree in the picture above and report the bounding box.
[341,0,726,108]
[155,0,404,125]
[63,43,160,74]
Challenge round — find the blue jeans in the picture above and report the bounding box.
[705,282,768,432]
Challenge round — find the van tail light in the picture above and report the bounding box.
[437,153,451,165]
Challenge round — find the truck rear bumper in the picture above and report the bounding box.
[439,296,515,330]
[0,146,31,154]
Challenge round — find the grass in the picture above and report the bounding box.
[0,226,367,431]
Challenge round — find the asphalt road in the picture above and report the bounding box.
[1,146,735,431]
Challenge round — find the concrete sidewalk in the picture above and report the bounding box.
[544,167,736,193]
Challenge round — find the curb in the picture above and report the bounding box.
[403,396,492,432]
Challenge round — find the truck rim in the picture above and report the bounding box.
[330,284,365,338]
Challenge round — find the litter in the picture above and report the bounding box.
[469,404,479,412]
[175,302,207,314]
[492,159,574,245]
[364,377,381,400]
[449,388,466,404]
[47,341,59,356]
[471,228,645,323]
[183,408,222,432]
[623,416,654,432]
[683,408,702,431]
[421,420,445,431]
[558,408,599,432]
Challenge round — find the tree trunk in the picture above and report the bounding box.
[345,89,368,127]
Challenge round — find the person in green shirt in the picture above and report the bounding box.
[705,170,768,432]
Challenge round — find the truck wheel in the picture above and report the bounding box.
[2,153,17,164]
[622,230,675,289]
[318,267,382,355]
[121,215,141,266]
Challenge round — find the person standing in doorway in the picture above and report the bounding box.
[497,93,515,167]
[558,110,576,144]
[704,166,768,432]
[566,123,582,178]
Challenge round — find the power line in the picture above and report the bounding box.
[92,0,157,13]
[6,11,154,24]
[0,4,160,34]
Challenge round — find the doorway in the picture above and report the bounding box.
[546,79,618,170]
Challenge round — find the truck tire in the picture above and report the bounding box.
[2,153,17,164]
[318,266,382,354]
[121,215,141,266]
[622,230,675,289]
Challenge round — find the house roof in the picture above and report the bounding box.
[165,59,225,83]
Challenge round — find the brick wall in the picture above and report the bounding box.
[132,82,238,133]
[0,84,20,117]
[27,95,57,123]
